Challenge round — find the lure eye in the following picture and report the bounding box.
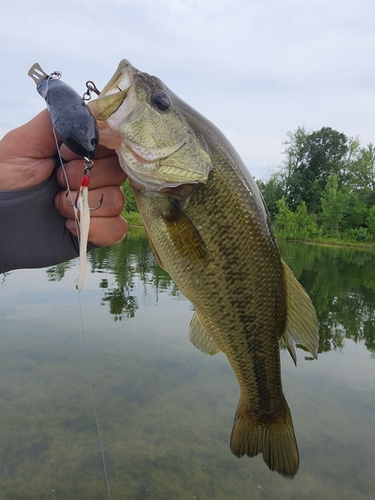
[91,138,98,148]
[150,91,171,111]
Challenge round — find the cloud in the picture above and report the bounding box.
[1,0,375,179]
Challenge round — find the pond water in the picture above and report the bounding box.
[0,229,374,499]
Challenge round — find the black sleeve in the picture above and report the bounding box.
[0,172,85,274]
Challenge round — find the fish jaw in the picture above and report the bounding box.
[88,60,212,191]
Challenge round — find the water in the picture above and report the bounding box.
[0,230,374,499]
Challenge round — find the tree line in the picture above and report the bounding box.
[256,126,375,243]
[120,125,375,243]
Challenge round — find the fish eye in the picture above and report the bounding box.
[150,91,171,111]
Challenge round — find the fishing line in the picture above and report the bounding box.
[49,85,112,499]
[77,295,112,500]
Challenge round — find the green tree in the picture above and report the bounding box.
[320,175,347,235]
[257,172,285,218]
[284,127,348,213]
[259,125,375,243]
[282,126,309,210]
[342,192,368,230]
[274,197,296,237]
[346,143,375,207]
[274,198,319,240]
[366,206,375,239]
[294,202,320,239]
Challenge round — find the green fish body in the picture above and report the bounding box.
[88,60,319,478]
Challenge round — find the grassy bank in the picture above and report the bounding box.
[275,233,375,251]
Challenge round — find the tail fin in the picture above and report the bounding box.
[230,399,299,479]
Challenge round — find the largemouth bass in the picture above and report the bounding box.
[88,60,319,478]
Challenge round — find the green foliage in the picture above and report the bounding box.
[366,206,375,238]
[284,126,349,213]
[257,125,375,245]
[320,175,346,235]
[256,173,285,218]
[275,198,320,240]
[124,211,143,226]
[121,181,144,226]
[121,181,139,214]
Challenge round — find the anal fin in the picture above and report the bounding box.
[189,312,221,355]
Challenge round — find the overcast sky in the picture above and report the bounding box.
[1,0,375,179]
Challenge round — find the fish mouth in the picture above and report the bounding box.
[88,59,212,190]
[88,59,186,167]
[87,59,134,121]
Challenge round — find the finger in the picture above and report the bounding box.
[56,156,127,189]
[66,215,128,247]
[55,185,125,219]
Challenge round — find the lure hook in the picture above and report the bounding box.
[90,193,104,211]
[65,158,103,211]
[65,191,104,211]
[65,190,76,208]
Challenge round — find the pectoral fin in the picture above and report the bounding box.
[189,313,221,355]
[282,261,319,365]
[163,200,208,265]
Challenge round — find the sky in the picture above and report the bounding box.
[1,0,375,180]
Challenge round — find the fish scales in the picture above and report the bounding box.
[88,59,319,478]
[134,143,287,410]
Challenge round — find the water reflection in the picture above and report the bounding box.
[47,228,180,321]
[1,232,375,499]
[278,241,375,356]
[47,231,375,356]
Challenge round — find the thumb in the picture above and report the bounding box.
[2,109,58,161]
[0,109,59,190]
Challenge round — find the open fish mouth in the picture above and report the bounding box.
[87,60,135,122]
[88,59,212,190]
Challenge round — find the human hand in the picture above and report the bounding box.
[0,109,128,247]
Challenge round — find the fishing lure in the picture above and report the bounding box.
[68,160,103,291]
[28,63,102,290]
[28,63,99,158]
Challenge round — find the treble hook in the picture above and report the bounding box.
[90,193,104,211]
[65,190,104,211]
[65,190,76,208]
[65,158,104,210]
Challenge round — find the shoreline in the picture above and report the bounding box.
[277,236,375,251]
